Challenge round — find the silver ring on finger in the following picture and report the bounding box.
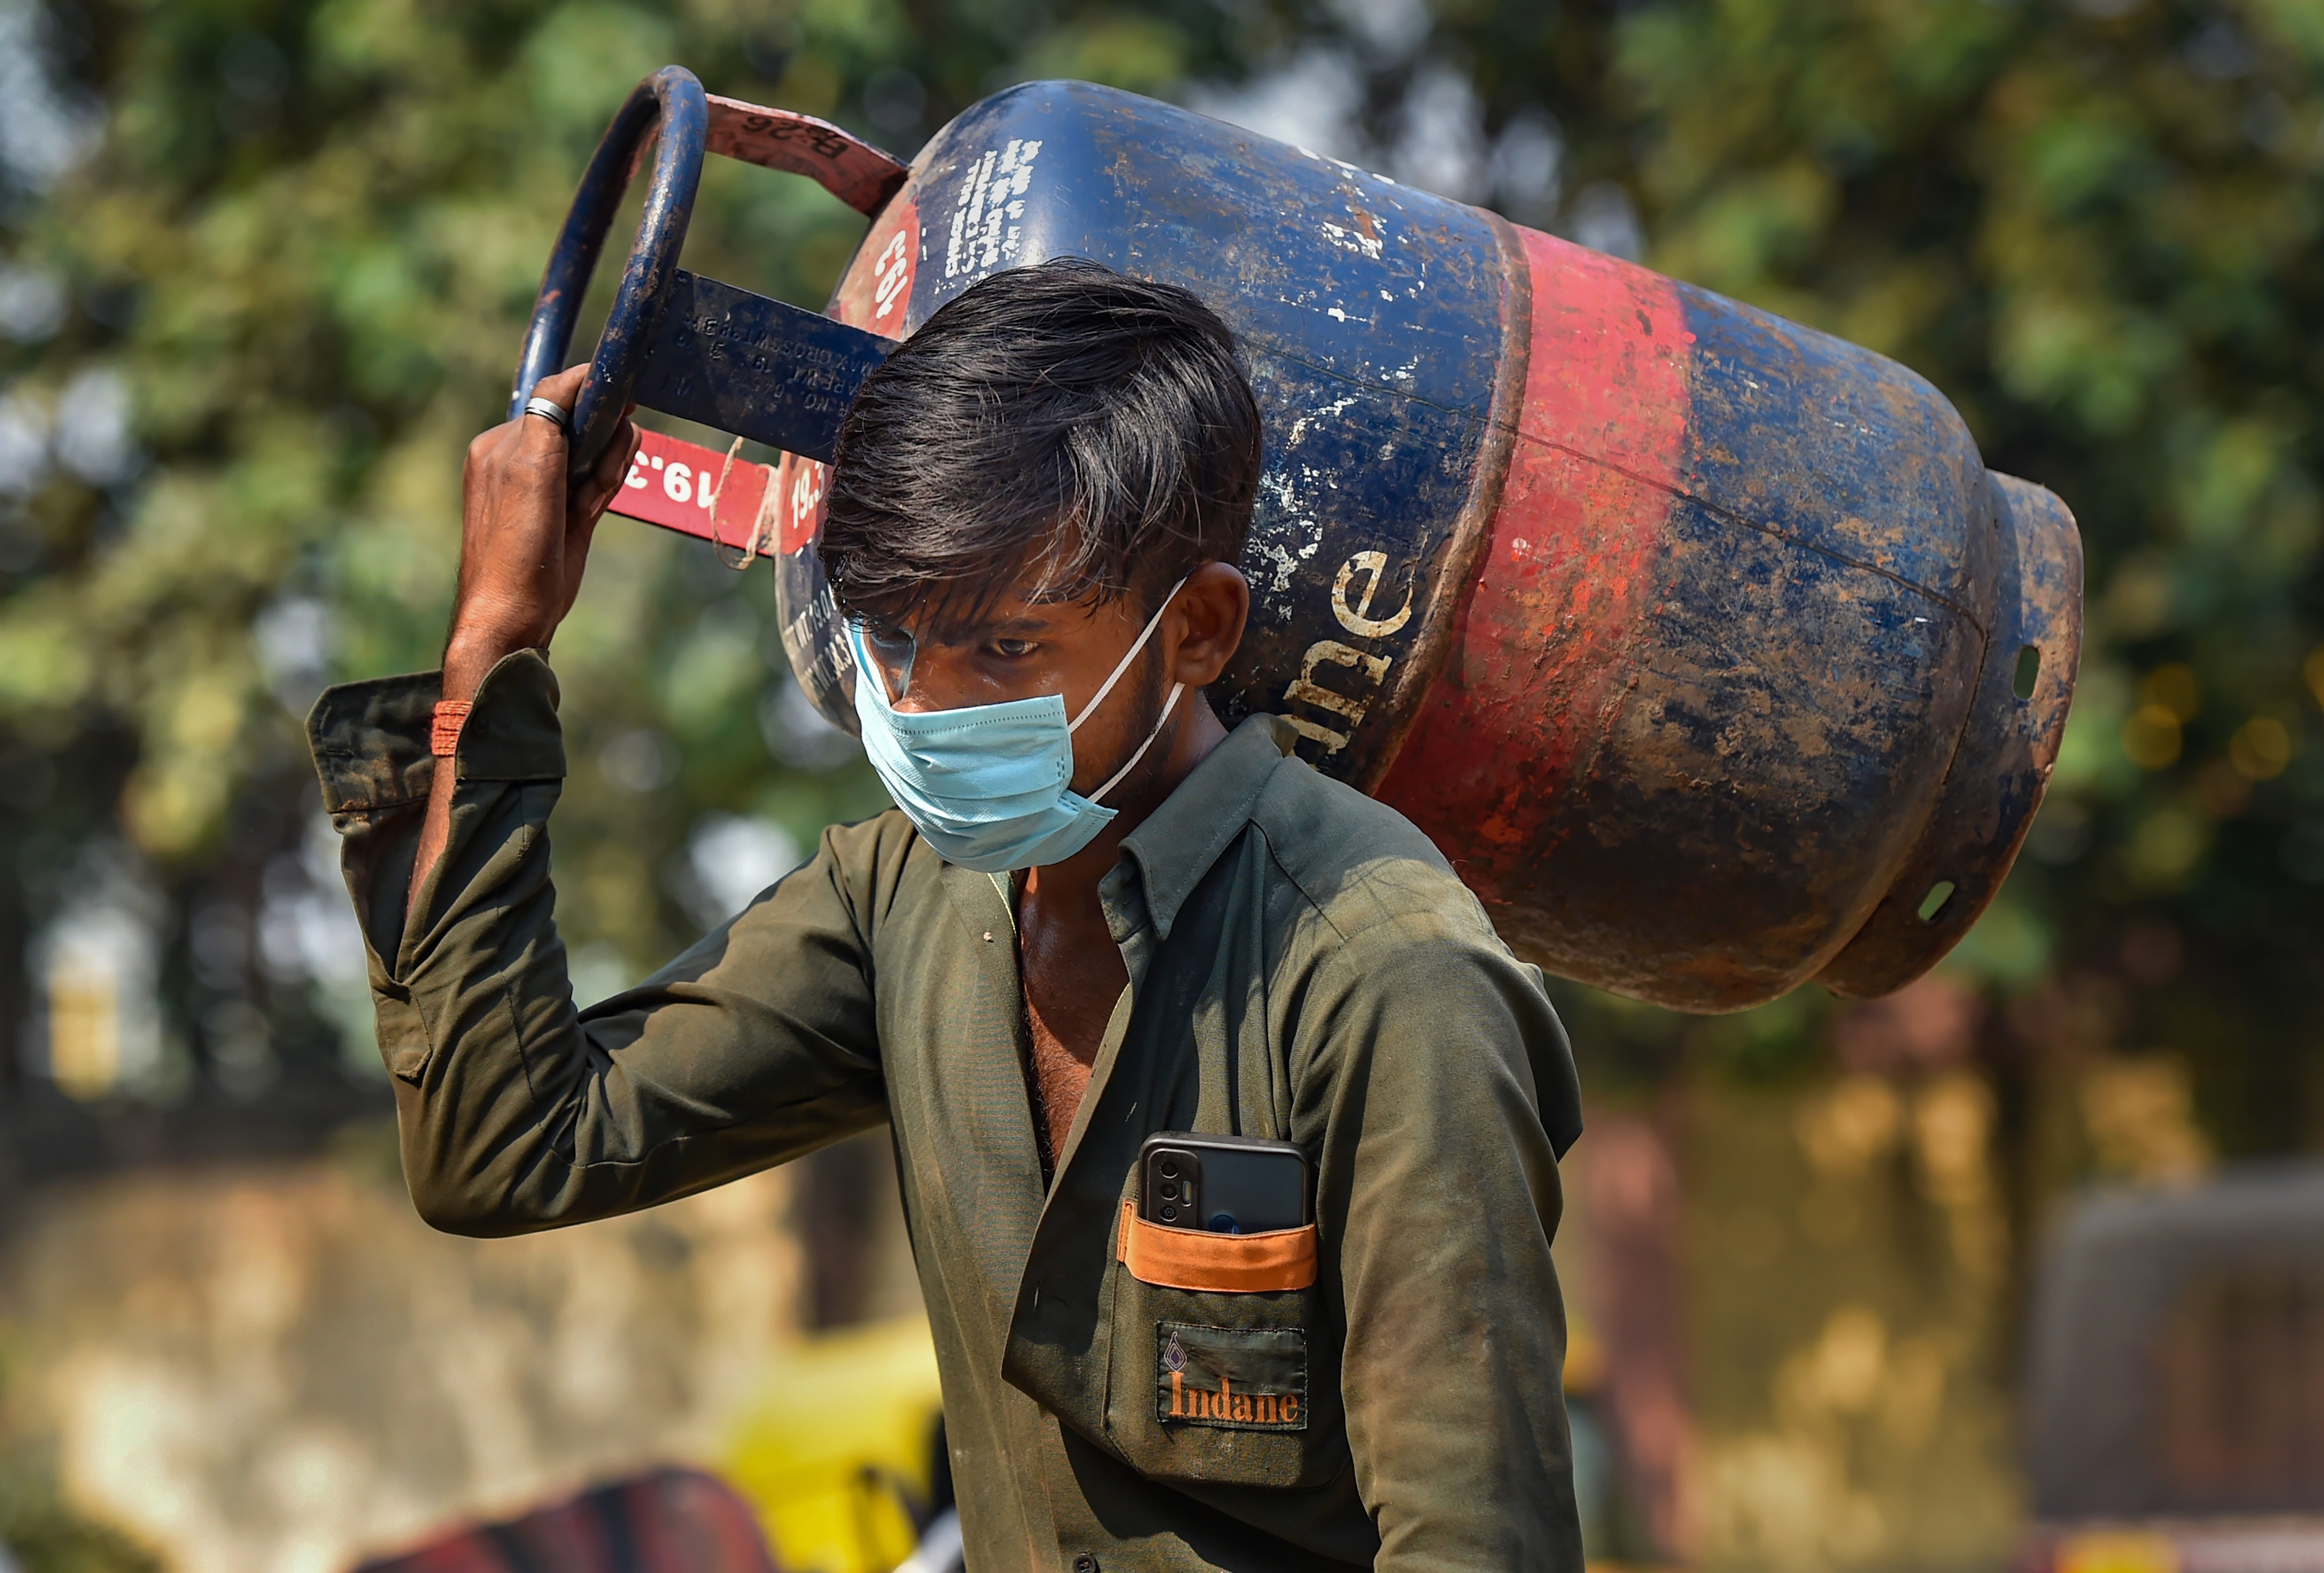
[522,396,572,435]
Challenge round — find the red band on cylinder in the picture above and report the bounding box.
[1375,229,1691,895]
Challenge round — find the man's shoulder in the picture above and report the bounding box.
[819,804,920,863]
[1244,736,1495,949]
[816,807,952,899]
[815,808,1022,923]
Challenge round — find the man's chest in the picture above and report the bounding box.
[1015,893,1132,1168]
[874,890,1350,1502]
[868,858,1315,1314]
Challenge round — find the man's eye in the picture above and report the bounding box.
[991,639,1038,659]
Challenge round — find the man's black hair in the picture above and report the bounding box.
[820,257,1262,632]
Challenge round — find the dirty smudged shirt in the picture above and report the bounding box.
[309,650,1586,1573]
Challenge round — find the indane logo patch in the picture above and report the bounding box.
[1157,1323,1308,1431]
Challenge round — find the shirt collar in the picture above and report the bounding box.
[1109,713,1295,942]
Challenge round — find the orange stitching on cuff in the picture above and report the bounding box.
[430,700,473,757]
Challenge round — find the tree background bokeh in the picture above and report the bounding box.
[2,0,2317,1123]
[0,0,2317,1564]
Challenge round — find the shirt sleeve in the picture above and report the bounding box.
[306,649,890,1236]
[1291,909,1586,1572]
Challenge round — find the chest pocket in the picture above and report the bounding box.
[1102,1200,1339,1489]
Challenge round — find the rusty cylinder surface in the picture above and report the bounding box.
[769,80,2084,1012]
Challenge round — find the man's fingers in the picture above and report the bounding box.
[571,417,642,526]
[513,363,590,455]
[515,411,568,465]
[556,424,624,624]
[589,413,640,497]
[530,363,591,408]
[519,365,636,526]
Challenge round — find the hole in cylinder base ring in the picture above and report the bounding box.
[2013,644,2042,701]
[1917,880,1958,924]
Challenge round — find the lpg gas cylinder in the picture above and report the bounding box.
[522,71,2082,1013]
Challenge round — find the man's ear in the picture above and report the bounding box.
[1169,560,1250,686]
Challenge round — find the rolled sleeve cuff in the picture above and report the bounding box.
[306,649,566,815]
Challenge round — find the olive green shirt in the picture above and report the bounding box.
[309,650,1584,1573]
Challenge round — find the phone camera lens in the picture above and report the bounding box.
[1159,1182,1178,1200]
[1160,1205,1177,1222]
[1160,1162,1179,1179]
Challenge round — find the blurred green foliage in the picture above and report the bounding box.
[0,1456,158,1573]
[0,1340,156,1573]
[0,0,2315,1162]
[0,11,2312,1565]
[0,0,1257,1099]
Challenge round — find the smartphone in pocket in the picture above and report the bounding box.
[1138,1131,1312,1234]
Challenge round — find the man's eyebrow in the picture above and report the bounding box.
[919,612,1057,646]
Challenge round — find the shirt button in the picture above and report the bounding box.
[1073,1557,1100,1573]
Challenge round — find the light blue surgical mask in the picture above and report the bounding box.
[848,580,1189,872]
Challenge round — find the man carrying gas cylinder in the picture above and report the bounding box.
[310,258,1585,1571]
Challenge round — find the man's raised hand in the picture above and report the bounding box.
[443,363,641,704]
[409,366,638,916]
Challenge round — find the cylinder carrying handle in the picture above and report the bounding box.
[510,65,708,478]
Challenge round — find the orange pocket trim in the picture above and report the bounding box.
[1116,1201,1318,1293]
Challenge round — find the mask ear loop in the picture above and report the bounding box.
[1072,576,1192,806]
[1067,576,1190,732]
[1088,681,1185,805]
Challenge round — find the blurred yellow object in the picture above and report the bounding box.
[1563,1317,1608,1395]
[2055,1530,2181,1573]
[2229,715,2292,779]
[45,960,122,1097]
[2141,665,2202,724]
[719,1313,946,1573]
[2121,703,2184,770]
